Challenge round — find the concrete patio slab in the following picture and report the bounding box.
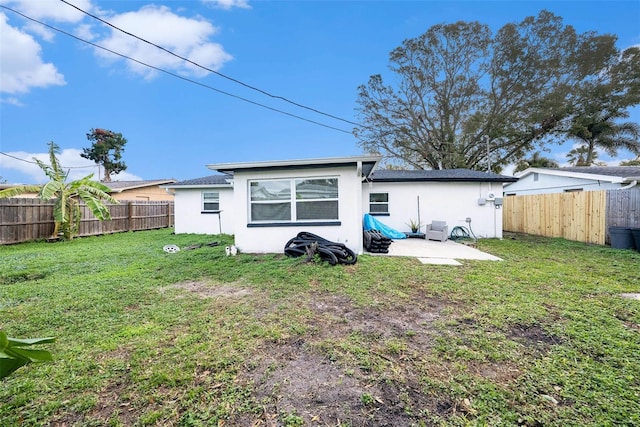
[368,238,502,262]
[418,257,462,265]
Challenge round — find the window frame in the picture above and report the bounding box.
[248,176,340,225]
[201,191,220,213]
[368,192,389,215]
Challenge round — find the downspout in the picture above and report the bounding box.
[489,182,497,238]
[620,180,638,190]
[356,161,364,254]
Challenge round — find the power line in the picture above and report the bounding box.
[0,151,98,169]
[59,0,362,127]
[0,5,353,134]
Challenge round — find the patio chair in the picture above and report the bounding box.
[426,220,448,242]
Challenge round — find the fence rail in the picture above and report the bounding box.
[0,199,174,245]
[503,188,640,245]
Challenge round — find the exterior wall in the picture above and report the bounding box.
[173,187,234,234]
[363,181,505,238]
[0,192,37,198]
[504,174,622,195]
[231,166,363,254]
[111,186,175,201]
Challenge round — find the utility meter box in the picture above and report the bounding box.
[494,197,504,206]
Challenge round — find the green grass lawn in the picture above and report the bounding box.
[1,229,639,426]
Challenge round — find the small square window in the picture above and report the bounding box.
[202,192,220,212]
[369,193,389,214]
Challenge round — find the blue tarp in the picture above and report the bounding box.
[363,214,407,239]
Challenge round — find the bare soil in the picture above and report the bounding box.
[231,292,452,426]
[162,280,254,299]
[74,282,555,426]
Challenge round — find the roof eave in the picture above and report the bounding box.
[207,155,382,175]
[105,180,177,192]
[372,178,517,183]
[162,183,233,189]
[517,167,625,183]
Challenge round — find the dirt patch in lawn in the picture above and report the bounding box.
[232,292,450,426]
[508,323,562,350]
[306,292,444,352]
[162,280,253,299]
[235,337,443,426]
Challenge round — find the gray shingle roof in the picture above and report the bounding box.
[546,166,640,178]
[103,179,176,191]
[369,169,518,183]
[170,174,233,186]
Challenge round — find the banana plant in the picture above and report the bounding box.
[0,142,118,239]
[0,331,55,379]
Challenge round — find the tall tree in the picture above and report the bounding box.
[0,142,118,239]
[567,114,640,165]
[620,157,640,166]
[513,151,560,173]
[354,10,638,171]
[566,145,597,166]
[82,128,128,182]
[565,47,640,165]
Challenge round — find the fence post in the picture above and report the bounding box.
[127,202,133,231]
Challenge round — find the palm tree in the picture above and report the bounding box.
[567,112,640,166]
[0,142,118,239]
[566,146,596,166]
[513,151,560,173]
[620,156,640,166]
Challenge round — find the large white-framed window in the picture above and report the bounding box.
[369,192,389,215]
[249,177,339,223]
[202,191,220,212]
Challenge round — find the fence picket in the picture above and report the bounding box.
[504,188,640,245]
[0,199,174,244]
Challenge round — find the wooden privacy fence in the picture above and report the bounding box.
[503,188,640,245]
[0,199,174,245]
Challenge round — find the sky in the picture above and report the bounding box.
[0,0,639,184]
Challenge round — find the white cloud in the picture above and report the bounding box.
[1,148,141,184]
[23,20,56,41]
[0,96,24,106]
[202,0,251,10]
[0,0,91,23]
[74,23,95,41]
[94,5,232,79]
[501,164,516,177]
[0,13,66,94]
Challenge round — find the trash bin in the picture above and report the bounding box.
[631,228,640,252]
[609,226,636,250]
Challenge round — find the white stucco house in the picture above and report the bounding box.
[504,166,640,195]
[164,155,517,254]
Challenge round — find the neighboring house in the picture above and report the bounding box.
[104,179,177,201]
[165,156,517,254]
[0,184,39,198]
[0,180,176,200]
[504,166,640,196]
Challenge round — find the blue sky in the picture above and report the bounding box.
[1,0,639,184]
